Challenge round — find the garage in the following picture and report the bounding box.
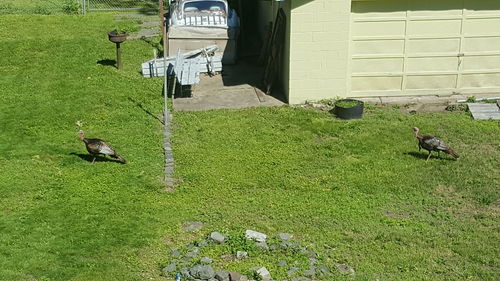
[350,0,500,97]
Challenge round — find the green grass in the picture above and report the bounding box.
[0,13,166,280]
[0,0,76,14]
[171,106,499,280]
[1,12,499,281]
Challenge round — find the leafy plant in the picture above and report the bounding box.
[445,104,467,112]
[335,99,362,108]
[62,0,80,14]
[466,96,476,103]
[111,21,140,34]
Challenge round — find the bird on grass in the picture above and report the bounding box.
[78,130,127,164]
[412,127,459,161]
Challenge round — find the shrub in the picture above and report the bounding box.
[62,0,80,14]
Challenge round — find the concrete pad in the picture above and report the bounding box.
[362,93,500,106]
[354,97,382,104]
[380,96,420,104]
[173,59,285,111]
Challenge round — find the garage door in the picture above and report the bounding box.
[350,0,500,96]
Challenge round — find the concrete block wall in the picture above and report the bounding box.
[287,0,351,104]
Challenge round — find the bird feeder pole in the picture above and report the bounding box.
[116,42,122,69]
[108,31,128,69]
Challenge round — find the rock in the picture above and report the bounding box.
[172,249,181,257]
[309,258,317,265]
[337,263,355,275]
[162,264,176,275]
[187,243,195,249]
[278,233,293,240]
[209,232,226,243]
[182,221,204,231]
[278,260,287,267]
[220,253,236,261]
[245,230,267,242]
[199,265,216,279]
[304,266,316,277]
[287,267,300,276]
[215,270,230,281]
[201,256,213,264]
[185,247,200,258]
[280,241,299,249]
[255,241,269,250]
[256,267,272,281]
[229,271,248,281]
[317,265,330,275]
[236,251,248,259]
[197,239,208,248]
[180,267,191,279]
[291,277,311,281]
[191,264,216,280]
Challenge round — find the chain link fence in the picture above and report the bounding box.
[84,0,158,12]
[0,0,80,15]
[0,0,159,15]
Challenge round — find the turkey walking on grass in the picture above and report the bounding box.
[78,130,127,164]
[412,127,459,161]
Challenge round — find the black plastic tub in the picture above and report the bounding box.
[333,99,364,120]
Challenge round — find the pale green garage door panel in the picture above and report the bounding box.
[350,0,500,96]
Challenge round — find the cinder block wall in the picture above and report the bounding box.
[287,0,351,104]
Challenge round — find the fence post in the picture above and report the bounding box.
[81,0,86,15]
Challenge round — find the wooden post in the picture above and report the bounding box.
[159,0,168,57]
[116,42,122,69]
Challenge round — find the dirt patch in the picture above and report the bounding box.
[383,210,409,219]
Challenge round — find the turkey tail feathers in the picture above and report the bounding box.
[445,149,460,158]
[116,154,127,164]
[110,154,127,164]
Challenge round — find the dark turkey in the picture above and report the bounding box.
[78,130,127,164]
[412,127,459,161]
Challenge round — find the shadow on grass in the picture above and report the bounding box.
[69,152,125,164]
[97,59,116,67]
[404,151,456,161]
[127,97,164,125]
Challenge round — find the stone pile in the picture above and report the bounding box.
[162,228,355,281]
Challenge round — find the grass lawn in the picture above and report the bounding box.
[1,12,499,281]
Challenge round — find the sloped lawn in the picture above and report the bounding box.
[0,13,499,281]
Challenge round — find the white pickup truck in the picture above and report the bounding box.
[167,0,240,64]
